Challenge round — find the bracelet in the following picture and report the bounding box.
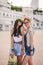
[11,49,14,51]
[22,48,24,51]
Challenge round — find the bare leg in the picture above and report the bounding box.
[17,55,22,65]
[28,56,33,65]
[17,56,19,65]
[22,55,30,65]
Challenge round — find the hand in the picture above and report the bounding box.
[21,50,24,56]
[30,51,33,56]
[10,50,14,58]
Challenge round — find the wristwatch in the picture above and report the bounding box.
[30,48,33,51]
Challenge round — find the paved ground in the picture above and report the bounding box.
[0,30,43,65]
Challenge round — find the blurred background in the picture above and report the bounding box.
[0,0,43,65]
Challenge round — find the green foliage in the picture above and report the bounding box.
[33,8,43,14]
[11,5,22,11]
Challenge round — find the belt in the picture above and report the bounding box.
[14,41,22,44]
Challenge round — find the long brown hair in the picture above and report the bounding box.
[13,19,23,36]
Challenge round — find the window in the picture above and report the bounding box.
[5,25,9,27]
[36,23,39,26]
[33,24,35,26]
[10,14,12,17]
[5,25,9,31]
[0,24,3,31]
[41,24,43,26]
[3,13,5,16]
[11,21,13,25]
[41,22,43,23]
[7,14,8,16]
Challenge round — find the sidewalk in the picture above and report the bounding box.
[0,30,43,65]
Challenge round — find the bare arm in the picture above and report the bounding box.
[21,28,24,50]
[29,31,33,50]
[10,29,14,49]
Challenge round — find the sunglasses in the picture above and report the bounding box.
[24,22,29,24]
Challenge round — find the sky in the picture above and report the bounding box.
[8,0,32,7]
[8,0,43,9]
[39,0,43,9]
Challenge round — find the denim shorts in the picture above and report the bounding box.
[14,43,22,56]
[25,46,30,55]
[25,46,35,56]
[9,43,22,56]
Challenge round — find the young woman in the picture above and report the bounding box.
[10,19,24,65]
[22,17,35,65]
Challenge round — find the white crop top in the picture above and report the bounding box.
[13,35,22,42]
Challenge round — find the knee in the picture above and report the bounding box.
[29,61,33,65]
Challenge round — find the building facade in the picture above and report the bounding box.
[0,0,33,31]
[0,0,43,31]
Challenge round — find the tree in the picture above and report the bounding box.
[33,8,43,15]
[11,5,22,11]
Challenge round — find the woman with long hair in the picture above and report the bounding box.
[21,17,35,65]
[10,19,24,65]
